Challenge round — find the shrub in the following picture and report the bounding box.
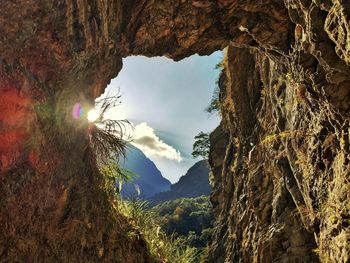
[119,198,199,263]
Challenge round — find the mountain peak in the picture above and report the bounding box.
[121,145,171,198]
[150,160,211,204]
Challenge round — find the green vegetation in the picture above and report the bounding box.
[118,198,199,263]
[99,154,206,262]
[192,132,210,159]
[151,196,214,254]
[205,81,220,114]
[99,160,204,263]
[206,51,227,115]
[117,196,214,263]
[100,159,138,195]
[88,94,213,262]
[88,93,131,165]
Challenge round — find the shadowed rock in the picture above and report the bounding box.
[0,0,349,262]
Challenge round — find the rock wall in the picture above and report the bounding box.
[210,46,350,262]
[0,0,349,262]
[209,1,350,261]
[0,1,142,262]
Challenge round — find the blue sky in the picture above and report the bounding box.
[104,52,222,183]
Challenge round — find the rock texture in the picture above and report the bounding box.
[209,2,350,262]
[0,0,349,262]
[0,1,143,262]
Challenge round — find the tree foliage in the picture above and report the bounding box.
[205,80,220,114]
[192,132,210,159]
[151,196,214,250]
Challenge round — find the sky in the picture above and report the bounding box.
[102,52,222,183]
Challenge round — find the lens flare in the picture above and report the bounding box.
[0,87,34,171]
[72,103,83,119]
[87,109,99,122]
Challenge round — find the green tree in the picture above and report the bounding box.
[192,132,210,159]
[205,81,220,114]
[151,196,214,252]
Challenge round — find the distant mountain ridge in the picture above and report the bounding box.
[121,145,171,198]
[150,160,211,204]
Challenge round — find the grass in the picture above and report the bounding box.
[260,130,307,145]
[118,198,200,263]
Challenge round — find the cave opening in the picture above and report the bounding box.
[2,0,350,261]
[85,53,225,257]
[94,52,223,185]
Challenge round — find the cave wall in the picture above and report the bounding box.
[0,1,151,262]
[209,1,350,261]
[0,0,349,262]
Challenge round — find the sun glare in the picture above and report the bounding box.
[87,109,99,122]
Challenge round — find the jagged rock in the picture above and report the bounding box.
[0,0,349,262]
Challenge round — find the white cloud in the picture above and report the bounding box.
[131,122,182,162]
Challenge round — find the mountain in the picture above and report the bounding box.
[121,145,171,198]
[150,160,211,204]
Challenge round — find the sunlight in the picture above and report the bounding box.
[104,104,128,120]
[87,108,99,122]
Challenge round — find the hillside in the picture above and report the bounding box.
[121,145,171,198]
[151,160,211,204]
[152,196,214,250]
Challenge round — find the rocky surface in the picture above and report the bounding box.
[0,0,349,262]
[209,1,350,261]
